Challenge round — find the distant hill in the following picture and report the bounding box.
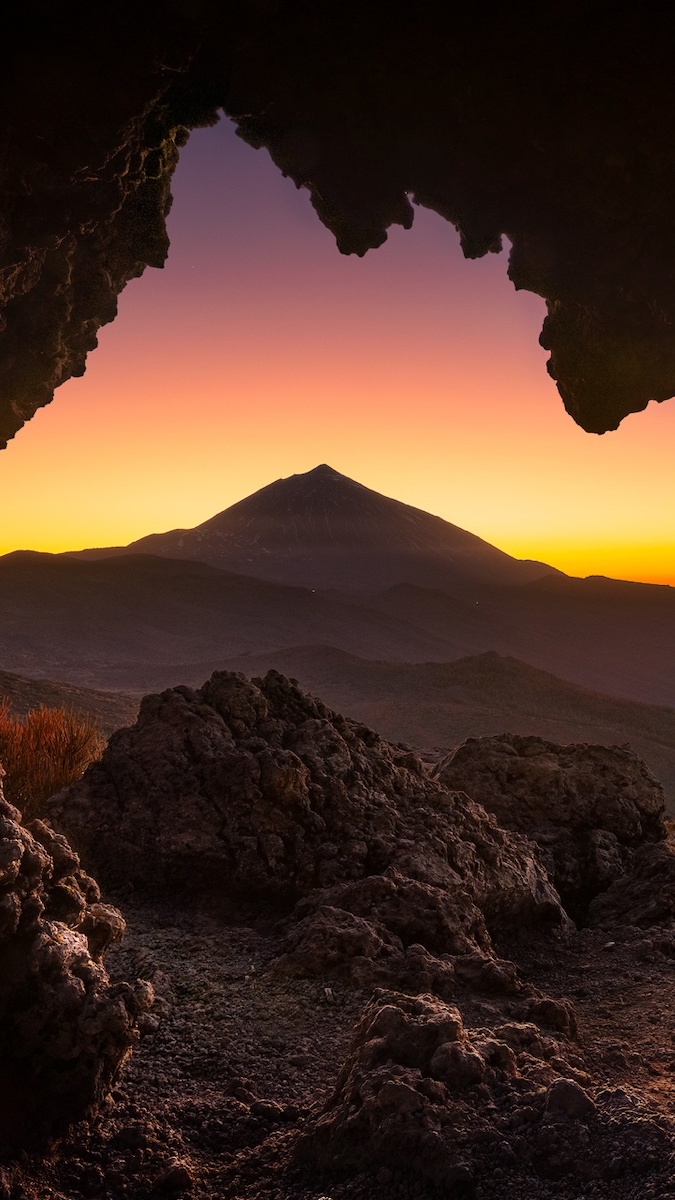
[73,464,557,592]
[0,551,463,689]
[366,575,675,706]
[3,464,674,708]
[0,668,139,737]
[220,646,675,809]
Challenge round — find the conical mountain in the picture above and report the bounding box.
[124,464,557,592]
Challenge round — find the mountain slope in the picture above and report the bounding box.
[366,575,675,706]
[0,551,465,690]
[0,669,139,736]
[76,464,557,592]
[5,465,674,707]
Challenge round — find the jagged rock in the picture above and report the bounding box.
[296,989,580,1188]
[0,787,150,1150]
[588,841,675,929]
[53,672,564,971]
[274,873,526,996]
[435,734,665,919]
[5,9,675,439]
[297,988,671,1192]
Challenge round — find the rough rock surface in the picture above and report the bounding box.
[297,988,672,1196]
[7,665,675,1196]
[4,894,675,1200]
[5,7,675,439]
[589,839,675,930]
[52,671,564,956]
[274,874,526,1000]
[0,786,150,1150]
[435,734,665,919]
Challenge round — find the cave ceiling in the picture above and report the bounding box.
[2,2,675,446]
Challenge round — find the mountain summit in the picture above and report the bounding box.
[122,464,556,592]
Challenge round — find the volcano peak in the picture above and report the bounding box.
[123,465,556,593]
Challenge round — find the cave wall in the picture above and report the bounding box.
[2,2,675,444]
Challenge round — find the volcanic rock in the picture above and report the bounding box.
[435,734,665,919]
[296,989,575,1188]
[6,9,675,436]
[588,840,675,929]
[52,671,564,961]
[297,988,672,1193]
[0,788,150,1150]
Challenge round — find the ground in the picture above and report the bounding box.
[5,875,675,1200]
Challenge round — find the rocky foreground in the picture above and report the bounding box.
[2,671,675,1198]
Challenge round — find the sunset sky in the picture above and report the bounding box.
[1,117,674,584]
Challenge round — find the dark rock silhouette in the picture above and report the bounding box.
[52,672,563,951]
[0,787,151,1150]
[119,464,555,590]
[5,8,675,438]
[435,733,666,920]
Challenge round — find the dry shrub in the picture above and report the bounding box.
[0,700,104,820]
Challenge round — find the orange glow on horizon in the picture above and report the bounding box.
[0,118,673,588]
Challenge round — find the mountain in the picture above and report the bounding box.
[0,551,463,690]
[4,464,675,706]
[366,574,675,706]
[74,464,557,592]
[0,669,139,736]
[219,645,675,809]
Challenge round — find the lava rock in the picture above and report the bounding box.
[296,989,578,1187]
[588,841,675,929]
[53,673,567,996]
[6,9,675,438]
[53,673,564,922]
[0,789,150,1150]
[435,734,665,920]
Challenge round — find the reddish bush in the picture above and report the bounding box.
[0,701,103,819]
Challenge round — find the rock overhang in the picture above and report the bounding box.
[3,4,675,441]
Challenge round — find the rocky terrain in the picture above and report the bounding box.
[1,671,675,1197]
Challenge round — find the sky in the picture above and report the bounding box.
[0,117,674,584]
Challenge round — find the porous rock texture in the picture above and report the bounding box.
[297,988,673,1196]
[589,840,675,930]
[0,786,151,1150]
[5,5,675,440]
[435,734,666,921]
[26,672,675,1198]
[52,670,564,979]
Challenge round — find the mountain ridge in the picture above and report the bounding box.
[67,464,559,593]
[1,465,674,707]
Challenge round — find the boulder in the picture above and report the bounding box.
[435,734,665,919]
[296,989,582,1189]
[0,788,150,1149]
[52,672,565,973]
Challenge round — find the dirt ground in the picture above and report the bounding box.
[3,882,675,1200]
